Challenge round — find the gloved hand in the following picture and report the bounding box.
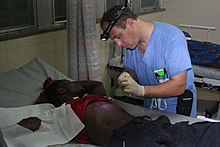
[120,77,145,97]
[118,72,131,87]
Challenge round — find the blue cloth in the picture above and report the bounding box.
[187,40,220,68]
[124,22,197,117]
[108,115,220,147]
[182,31,220,68]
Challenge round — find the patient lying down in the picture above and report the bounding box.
[18,78,220,147]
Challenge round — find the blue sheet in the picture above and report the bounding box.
[187,40,220,68]
[183,31,220,68]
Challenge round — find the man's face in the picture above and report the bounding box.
[103,19,138,50]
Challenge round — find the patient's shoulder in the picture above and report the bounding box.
[34,91,48,104]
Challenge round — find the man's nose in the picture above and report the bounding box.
[115,40,123,47]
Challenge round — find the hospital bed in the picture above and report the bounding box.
[179,24,220,90]
[179,24,220,118]
[0,57,208,147]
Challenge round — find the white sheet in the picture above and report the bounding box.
[0,57,71,107]
[0,104,54,128]
[193,65,220,80]
[1,104,84,147]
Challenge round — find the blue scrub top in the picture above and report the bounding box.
[124,22,197,117]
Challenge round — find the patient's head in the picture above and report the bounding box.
[45,79,85,107]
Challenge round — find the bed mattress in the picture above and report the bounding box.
[193,65,220,80]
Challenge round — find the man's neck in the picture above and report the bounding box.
[138,21,155,54]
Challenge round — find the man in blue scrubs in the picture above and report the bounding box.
[100,5,197,117]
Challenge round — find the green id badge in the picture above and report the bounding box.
[154,68,165,77]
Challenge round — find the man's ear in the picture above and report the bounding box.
[56,87,66,94]
[125,18,134,28]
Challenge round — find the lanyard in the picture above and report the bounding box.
[150,98,167,110]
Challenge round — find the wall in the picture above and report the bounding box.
[0,30,67,74]
[162,0,220,101]
[162,0,220,44]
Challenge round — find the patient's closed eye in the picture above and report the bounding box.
[57,87,66,93]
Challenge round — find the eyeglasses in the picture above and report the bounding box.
[100,6,126,41]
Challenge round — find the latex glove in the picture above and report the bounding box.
[120,77,145,97]
[118,72,131,87]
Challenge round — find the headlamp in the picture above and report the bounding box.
[100,6,126,41]
[100,33,110,41]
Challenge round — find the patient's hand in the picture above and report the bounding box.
[17,117,42,132]
[43,77,56,89]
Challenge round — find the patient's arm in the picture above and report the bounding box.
[77,81,107,96]
[43,77,107,96]
[17,117,42,132]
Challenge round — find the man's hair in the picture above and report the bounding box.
[100,5,138,30]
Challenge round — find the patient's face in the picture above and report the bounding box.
[45,79,86,107]
[60,80,85,97]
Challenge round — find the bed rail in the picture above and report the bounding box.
[179,24,216,41]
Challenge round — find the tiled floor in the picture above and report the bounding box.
[197,87,220,101]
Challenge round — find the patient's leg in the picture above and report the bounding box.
[17,117,41,132]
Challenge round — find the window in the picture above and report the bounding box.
[140,0,160,10]
[106,0,124,10]
[0,0,66,36]
[95,0,161,20]
[0,0,35,33]
[133,0,161,13]
[53,0,67,23]
[37,0,66,29]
